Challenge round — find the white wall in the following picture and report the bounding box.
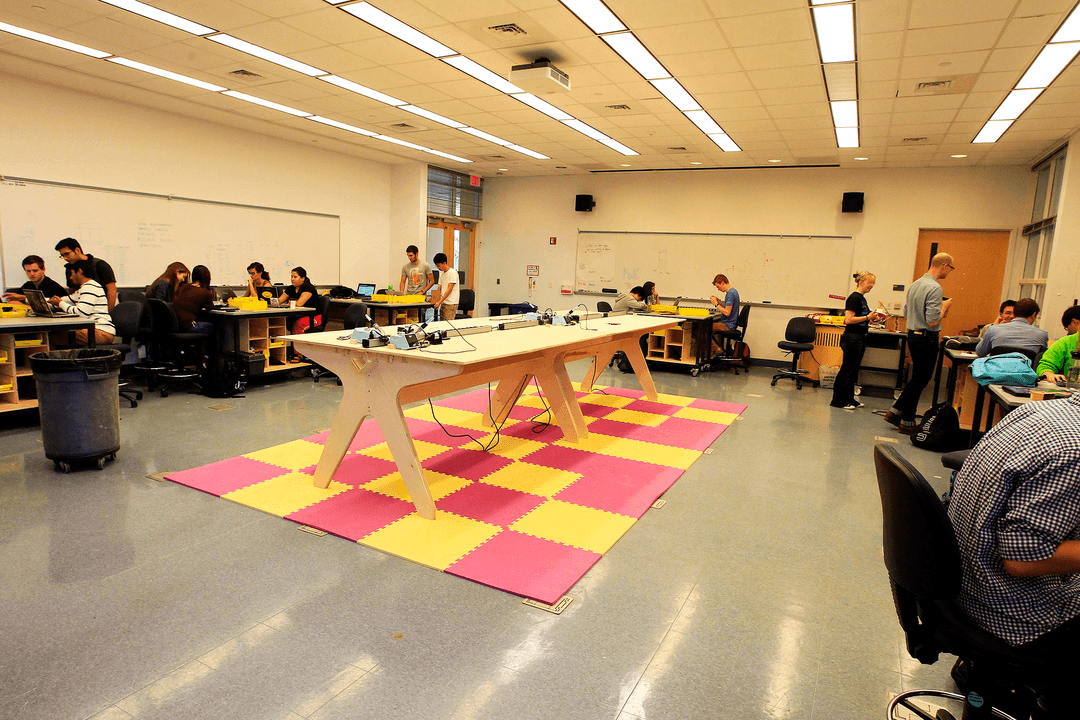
[1043,131,1080,343]
[0,71,423,291]
[479,166,1036,361]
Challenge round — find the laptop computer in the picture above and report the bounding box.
[23,288,66,317]
[356,282,376,299]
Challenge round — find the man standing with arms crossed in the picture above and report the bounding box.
[885,252,954,434]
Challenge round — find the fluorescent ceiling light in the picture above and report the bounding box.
[107,57,226,91]
[835,127,859,148]
[708,133,742,152]
[319,75,405,106]
[650,79,701,111]
[830,100,858,128]
[562,118,608,141]
[208,34,325,77]
[511,93,573,121]
[221,91,312,117]
[684,110,723,134]
[596,137,639,156]
[460,127,513,147]
[400,105,465,128]
[340,2,454,58]
[1051,4,1080,43]
[377,135,428,151]
[508,144,550,160]
[442,56,523,94]
[308,115,378,136]
[558,0,626,35]
[1016,42,1080,88]
[98,0,215,36]
[951,154,968,158]
[602,32,670,80]
[0,21,110,58]
[823,62,857,101]
[812,4,856,63]
[424,149,472,163]
[972,120,1013,144]
[989,88,1043,121]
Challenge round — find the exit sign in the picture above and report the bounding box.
[469,175,480,186]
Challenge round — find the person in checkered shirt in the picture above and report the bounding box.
[948,393,1080,719]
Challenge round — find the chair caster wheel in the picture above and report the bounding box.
[131,400,139,408]
[691,368,700,377]
[96,457,106,470]
[796,382,803,389]
[771,379,778,386]
[57,461,71,474]
[160,390,169,397]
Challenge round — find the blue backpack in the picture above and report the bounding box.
[970,352,1039,387]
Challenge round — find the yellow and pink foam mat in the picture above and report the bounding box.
[165,385,746,604]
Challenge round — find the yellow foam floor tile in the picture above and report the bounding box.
[360,439,452,463]
[653,393,697,407]
[483,462,580,497]
[603,408,669,427]
[244,440,325,471]
[511,500,635,554]
[362,470,472,503]
[404,404,480,427]
[223,473,351,517]
[475,433,547,461]
[579,393,634,408]
[557,434,700,469]
[361,512,501,570]
[674,406,740,425]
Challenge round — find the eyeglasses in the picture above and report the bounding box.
[945,264,956,270]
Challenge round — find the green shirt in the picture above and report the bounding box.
[1036,333,1079,377]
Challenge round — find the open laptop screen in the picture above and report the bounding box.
[356,283,376,297]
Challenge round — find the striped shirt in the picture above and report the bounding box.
[948,393,1080,645]
[58,279,115,335]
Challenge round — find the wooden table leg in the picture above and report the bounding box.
[613,336,660,400]
[578,349,615,392]
[534,359,587,442]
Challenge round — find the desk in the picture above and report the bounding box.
[325,298,370,330]
[365,300,431,327]
[203,307,316,375]
[287,314,677,519]
[932,342,978,406]
[799,325,908,397]
[0,315,98,414]
[642,312,718,376]
[967,381,1070,446]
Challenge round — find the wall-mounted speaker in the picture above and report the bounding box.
[842,192,864,213]
[575,194,595,212]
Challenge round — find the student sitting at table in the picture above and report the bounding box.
[710,274,740,330]
[279,267,320,335]
[641,281,659,306]
[173,265,216,334]
[613,286,647,313]
[3,255,68,303]
[975,298,1048,357]
[47,259,115,345]
[1036,305,1080,383]
[978,299,1016,337]
[245,262,276,301]
[146,262,189,302]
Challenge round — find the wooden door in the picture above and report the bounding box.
[914,229,1010,337]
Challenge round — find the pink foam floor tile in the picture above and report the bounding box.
[688,398,749,414]
[446,530,601,604]
[555,470,682,517]
[579,402,617,419]
[423,447,514,481]
[507,404,552,422]
[405,418,477,448]
[526,444,686,481]
[301,420,387,451]
[166,456,287,496]
[593,387,645,400]
[586,416,724,451]
[298,453,398,486]
[436,482,547,526]
[621,399,683,416]
[285,488,415,541]
[498,421,564,443]
[430,390,495,413]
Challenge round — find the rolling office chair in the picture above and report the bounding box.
[100,301,145,408]
[118,291,169,387]
[597,301,613,313]
[771,316,818,389]
[873,444,1045,720]
[711,304,751,374]
[147,299,207,397]
[456,288,475,319]
[986,345,1040,364]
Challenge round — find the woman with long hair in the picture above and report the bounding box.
[245,261,274,300]
[146,261,189,302]
[830,270,884,409]
[279,266,320,336]
[173,265,216,333]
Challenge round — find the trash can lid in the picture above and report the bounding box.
[29,348,123,373]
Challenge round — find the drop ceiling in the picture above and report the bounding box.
[1,0,1078,176]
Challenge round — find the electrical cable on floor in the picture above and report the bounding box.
[528,377,552,432]
[427,377,530,452]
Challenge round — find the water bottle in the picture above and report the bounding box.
[1067,350,1080,384]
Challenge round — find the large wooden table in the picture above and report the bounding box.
[287,313,677,519]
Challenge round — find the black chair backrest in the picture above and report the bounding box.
[736,303,750,331]
[597,301,613,312]
[310,292,330,317]
[458,288,475,313]
[343,302,369,330]
[218,287,237,301]
[785,316,817,344]
[148,298,180,334]
[110,301,143,341]
[873,444,962,600]
[117,288,147,304]
[987,345,1038,363]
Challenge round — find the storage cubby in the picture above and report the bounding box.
[0,330,49,413]
[234,314,306,373]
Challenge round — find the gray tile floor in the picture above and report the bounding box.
[0,362,960,720]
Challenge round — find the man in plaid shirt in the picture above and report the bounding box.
[948,393,1080,719]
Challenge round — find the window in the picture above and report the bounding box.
[427,166,482,220]
[1019,146,1066,307]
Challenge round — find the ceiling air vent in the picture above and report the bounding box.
[902,137,928,144]
[605,104,632,111]
[389,123,418,130]
[228,69,261,78]
[667,146,689,152]
[489,155,507,160]
[487,23,527,35]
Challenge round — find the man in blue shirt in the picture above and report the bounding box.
[710,274,740,331]
[975,298,1048,357]
[948,393,1080,719]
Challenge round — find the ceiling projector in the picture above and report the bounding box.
[508,59,571,93]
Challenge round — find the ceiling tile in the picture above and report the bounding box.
[681,72,754,95]
[1,0,99,28]
[225,19,325,54]
[856,57,900,82]
[733,39,818,70]
[716,9,813,47]
[858,0,911,35]
[664,48,742,77]
[859,32,904,61]
[892,94,965,112]
[130,40,235,72]
[279,8,382,44]
[290,45,377,74]
[983,45,1042,73]
[900,51,990,79]
[909,0,1016,29]
[746,64,822,89]
[757,85,828,106]
[635,21,729,57]
[153,0,268,33]
[607,0,715,28]
[63,15,176,53]
[697,89,764,109]
[970,71,1018,93]
[904,21,1006,56]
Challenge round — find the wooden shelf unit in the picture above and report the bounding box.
[0,330,49,413]
[239,315,300,374]
[647,325,697,365]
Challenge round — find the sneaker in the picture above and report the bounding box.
[898,422,918,435]
[842,403,862,410]
[883,411,903,427]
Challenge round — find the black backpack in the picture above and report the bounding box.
[911,402,965,452]
[329,285,355,299]
[201,354,246,398]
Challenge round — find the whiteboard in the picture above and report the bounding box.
[0,178,340,291]
[575,230,854,307]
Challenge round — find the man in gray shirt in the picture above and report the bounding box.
[398,245,434,296]
[885,252,954,433]
[975,298,1048,357]
[613,286,647,313]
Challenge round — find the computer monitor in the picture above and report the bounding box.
[356,283,376,298]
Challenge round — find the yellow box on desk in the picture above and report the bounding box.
[1,303,30,318]
[818,315,845,325]
[228,297,268,311]
[651,304,679,314]
[678,307,711,317]
[0,382,13,393]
